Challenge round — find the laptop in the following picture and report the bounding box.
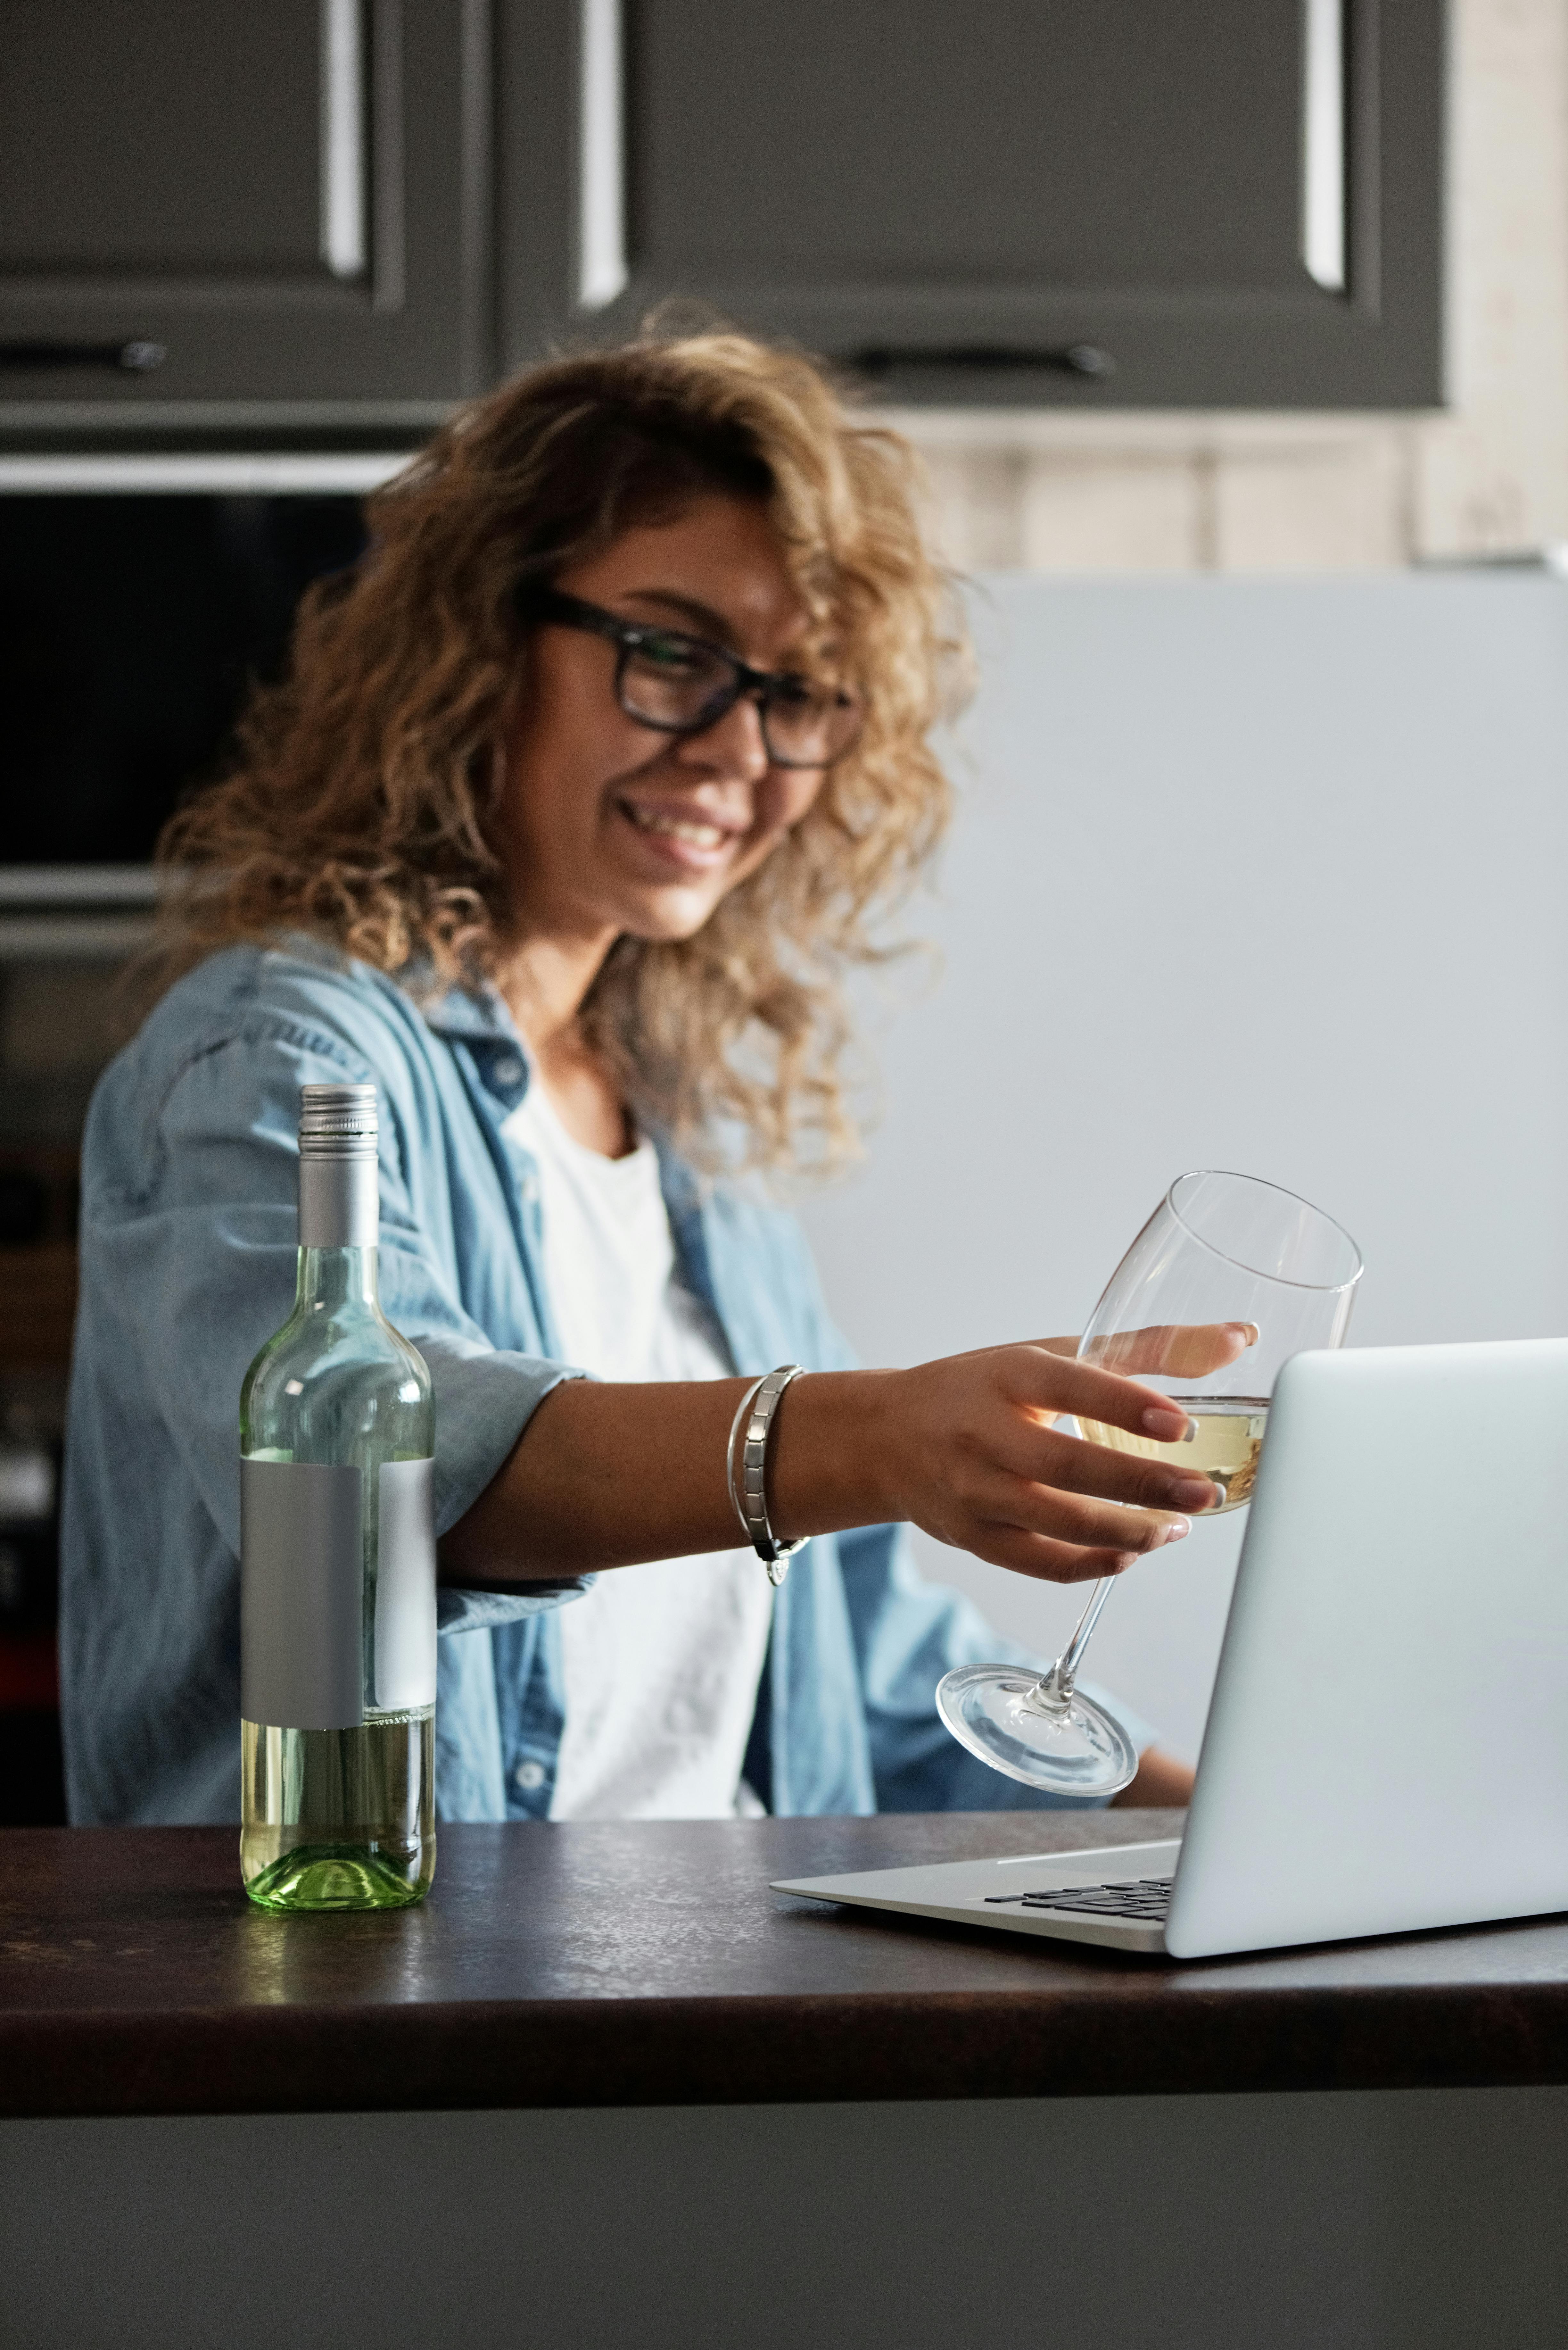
[773,1338,1568,1959]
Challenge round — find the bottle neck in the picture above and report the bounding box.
[295,1245,380,1313]
[297,1147,378,1250]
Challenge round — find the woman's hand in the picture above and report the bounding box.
[775,1323,1254,1586]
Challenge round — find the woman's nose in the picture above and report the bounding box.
[675,690,771,779]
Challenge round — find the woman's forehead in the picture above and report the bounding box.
[558,496,814,657]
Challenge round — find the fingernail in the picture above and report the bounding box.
[1170,1475,1217,1509]
[1229,1322,1259,1345]
[1142,1406,1195,1440]
[1162,1517,1191,1543]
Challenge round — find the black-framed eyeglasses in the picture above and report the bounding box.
[525,587,864,770]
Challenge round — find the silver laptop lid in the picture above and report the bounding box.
[1167,1338,1568,1959]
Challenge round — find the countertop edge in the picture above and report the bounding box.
[4,1981,1567,2120]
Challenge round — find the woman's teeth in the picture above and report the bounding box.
[621,803,729,849]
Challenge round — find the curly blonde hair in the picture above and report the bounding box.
[142,330,964,1173]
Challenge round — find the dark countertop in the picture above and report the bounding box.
[3,1812,1566,2119]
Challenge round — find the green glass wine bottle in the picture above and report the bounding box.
[239,1083,437,1912]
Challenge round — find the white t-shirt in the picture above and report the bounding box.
[501,1080,774,1820]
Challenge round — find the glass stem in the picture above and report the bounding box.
[1034,1576,1116,1708]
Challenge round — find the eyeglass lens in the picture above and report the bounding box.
[619,636,861,768]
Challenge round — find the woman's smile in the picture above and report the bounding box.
[612,786,750,872]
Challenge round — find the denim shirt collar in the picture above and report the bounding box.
[419,977,519,1044]
[418,977,732,1330]
[419,981,531,1105]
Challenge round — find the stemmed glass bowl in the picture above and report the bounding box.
[937,1170,1363,1797]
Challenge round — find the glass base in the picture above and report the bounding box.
[243,1840,431,1912]
[937,1664,1140,1799]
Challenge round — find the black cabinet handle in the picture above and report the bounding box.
[0,339,166,373]
[849,342,1116,380]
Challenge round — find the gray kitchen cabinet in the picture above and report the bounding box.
[500,0,1444,409]
[1,0,1444,426]
[0,0,493,420]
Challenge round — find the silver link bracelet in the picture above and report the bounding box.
[726,1363,809,1584]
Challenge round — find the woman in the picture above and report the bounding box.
[62,331,1223,1827]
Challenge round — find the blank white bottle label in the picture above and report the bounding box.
[241,1459,364,1730]
[375,1458,437,1710]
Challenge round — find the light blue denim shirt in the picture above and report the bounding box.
[61,941,1153,1825]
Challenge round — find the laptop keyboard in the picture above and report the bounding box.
[985,1875,1174,1922]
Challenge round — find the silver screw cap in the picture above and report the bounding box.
[298,1083,378,1156]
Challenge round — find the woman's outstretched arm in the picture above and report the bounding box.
[441,1336,1238,1590]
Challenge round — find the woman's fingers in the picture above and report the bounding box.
[978,1399,1217,1513]
[923,1457,1196,1563]
[1084,1322,1259,1380]
[1031,1428,1219,1515]
[986,1463,1196,1549]
[1004,1345,1201,1448]
[952,1524,1163,1585]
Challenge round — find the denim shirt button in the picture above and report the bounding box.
[514,1758,547,1792]
[493,1057,524,1090]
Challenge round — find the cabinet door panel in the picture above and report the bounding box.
[500,0,1442,410]
[0,3,322,277]
[636,0,1303,294]
[0,0,494,411]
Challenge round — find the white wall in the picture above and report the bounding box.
[798,572,1568,1761]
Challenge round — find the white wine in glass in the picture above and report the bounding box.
[937,1171,1362,1798]
[1076,1394,1271,1513]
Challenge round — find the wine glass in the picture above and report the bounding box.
[937,1170,1363,1797]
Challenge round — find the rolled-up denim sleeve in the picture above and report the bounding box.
[89,1005,586,1635]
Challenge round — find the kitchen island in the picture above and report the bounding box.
[3,1811,1565,2348]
